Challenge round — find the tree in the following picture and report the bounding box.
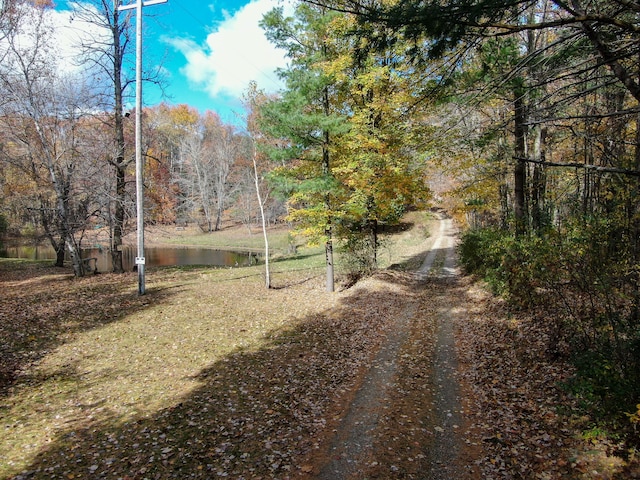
[173,111,238,232]
[0,0,101,276]
[65,0,165,272]
[146,103,199,224]
[314,0,640,235]
[339,0,640,420]
[245,82,289,289]
[179,125,216,231]
[204,113,238,232]
[61,0,135,272]
[260,3,350,292]
[325,13,432,271]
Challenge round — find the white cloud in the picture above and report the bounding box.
[165,0,289,100]
[0,2,111,81]
[47,4,112,73]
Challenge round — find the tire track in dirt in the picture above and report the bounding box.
[316,213,464,479]
[418,215,466,479]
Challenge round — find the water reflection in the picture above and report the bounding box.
[1,244,259,271]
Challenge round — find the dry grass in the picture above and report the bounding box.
[0,214,435,479]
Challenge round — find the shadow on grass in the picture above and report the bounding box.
[378,220,415,234]
[388,249,431,272]
[0,262,180,398]
[5,268,429,480]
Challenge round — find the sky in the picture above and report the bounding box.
[51,0,291,125]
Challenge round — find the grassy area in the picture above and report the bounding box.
[136,213,436,266]
[0,212,435,479]
[135,223,298,254]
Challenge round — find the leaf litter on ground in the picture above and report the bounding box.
[1,214,639,479]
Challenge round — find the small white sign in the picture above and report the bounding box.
[135,257,146,265]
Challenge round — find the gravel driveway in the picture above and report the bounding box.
[314,213,470,479]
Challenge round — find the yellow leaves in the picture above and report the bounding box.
[155,103,199,129]
[626,404,640,428]
[321,53,353,81]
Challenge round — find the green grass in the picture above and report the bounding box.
[157,224,297,253]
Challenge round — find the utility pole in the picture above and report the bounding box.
[118,0,167,295]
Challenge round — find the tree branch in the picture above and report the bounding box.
[476,15,640,36]
[514,156,640,176]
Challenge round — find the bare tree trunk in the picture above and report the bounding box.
[531,126,547,232]
[112,163,126,272]
[215,203,223,231]
[55,179,84,277]
[514,87,528,236]
[631,107,640,322]
[111,5,127,273]
[325,230,334,292]
[38,192,66,267]
[322,88,334,293]
[500,181,509,230]
[253,144,271,289]
[55,244,65,267]
[65,235,84,277]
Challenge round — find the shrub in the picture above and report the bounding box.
[458,227,506,277]
[341,231,379,284]
[458,228,551,305]
[459,222,640,432]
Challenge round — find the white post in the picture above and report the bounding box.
[134,0,145,295]
[119,0,167,295]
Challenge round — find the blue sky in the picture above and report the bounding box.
[51,0,291,125]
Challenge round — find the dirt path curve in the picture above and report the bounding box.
[315,213,467,479]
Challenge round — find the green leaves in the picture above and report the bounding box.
[257,2,434,276]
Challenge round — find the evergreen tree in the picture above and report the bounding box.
[260,3,349,292]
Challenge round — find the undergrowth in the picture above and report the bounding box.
[458,222,640,454]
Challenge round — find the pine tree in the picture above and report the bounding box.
[259,3,349,292]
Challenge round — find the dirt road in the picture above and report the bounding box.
[313,213,473,479]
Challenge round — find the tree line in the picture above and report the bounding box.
[0,0,434,291]
[0,0,285,277]
[300,0,640,445]
[254,0,640,451]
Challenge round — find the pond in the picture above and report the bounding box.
[1,244,260,272]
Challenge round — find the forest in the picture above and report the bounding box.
[1,0,639,463]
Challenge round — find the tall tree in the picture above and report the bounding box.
[318,0,640,233]
[66,0,165,272]
[245,82,290,289]
[0,0,99,275]
[173,111,238,232]
[326,13,432,270]
[260,3,349,292]
[146,103,199,224]
[179,125,216,232]
[205,113,237,232]
[65,0,135,272]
